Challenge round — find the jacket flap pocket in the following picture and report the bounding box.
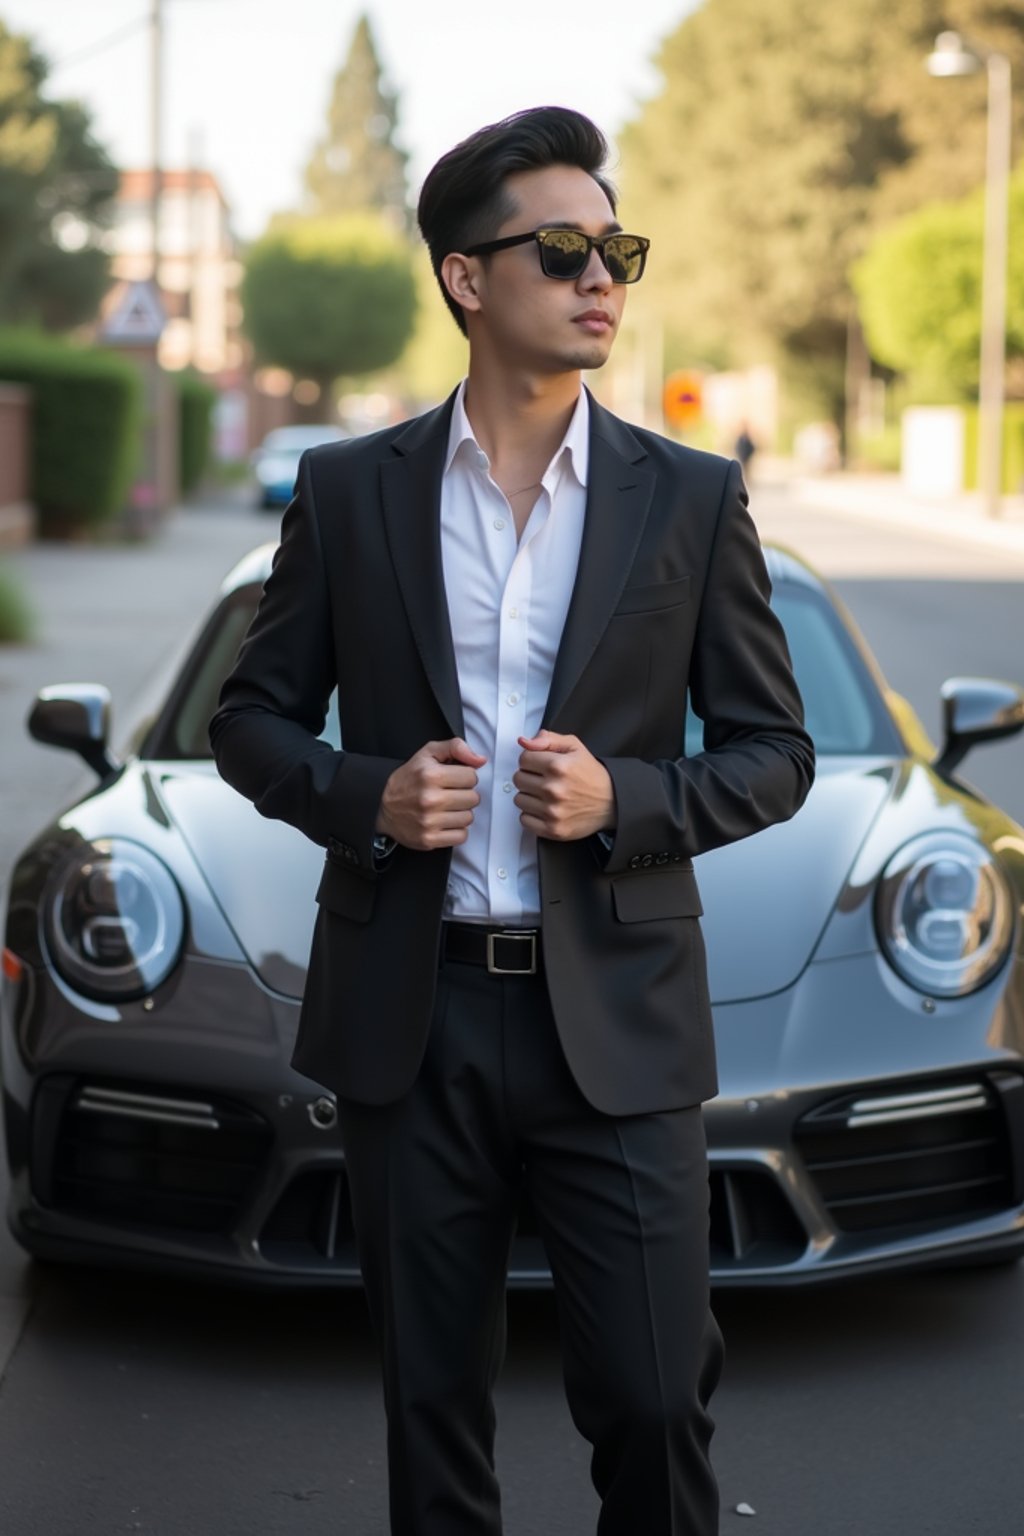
[315,858,377,923]
[611,868,703,922]
[614,575,691,615]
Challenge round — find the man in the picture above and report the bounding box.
[211,106,814,1535]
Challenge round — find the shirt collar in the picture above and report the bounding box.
[444,380,589,490]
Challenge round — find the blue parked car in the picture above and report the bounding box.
[251,425,349,508]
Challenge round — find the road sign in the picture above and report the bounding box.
[100,280,166,346]
[663,370,703,430]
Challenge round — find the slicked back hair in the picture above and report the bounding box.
[416,106,617,337]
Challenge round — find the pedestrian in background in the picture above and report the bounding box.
[211,105,813,1536]
[734,420,757,477]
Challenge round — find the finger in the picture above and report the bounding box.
[517,731,576,753]
[444,737,488,767]
[432,809,475,829]
[516,750,561,776]
[432,766,482,789]
[513,791,546,815]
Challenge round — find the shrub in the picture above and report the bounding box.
[0,562,33,643]
[177,373,216,497]
[0,328,141,536]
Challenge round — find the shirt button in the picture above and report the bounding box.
[503,781,514,793]
[493,517,506,531]
[508,606,519,619]
[497,868,508,880]
[506,692,519,706]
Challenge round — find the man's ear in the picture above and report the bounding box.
[441,252,482,319]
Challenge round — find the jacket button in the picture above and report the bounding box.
[671,854,683,863]
[629,855,642,870]
[655,853,669,865]
[641,854,654,868]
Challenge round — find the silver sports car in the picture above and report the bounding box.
[3,542,1023,1288]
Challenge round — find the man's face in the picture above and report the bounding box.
[463,164,628,373]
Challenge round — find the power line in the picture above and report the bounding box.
[50,14,150,71]
[48,0,246,73]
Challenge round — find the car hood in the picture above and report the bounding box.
[158,760,897,1005]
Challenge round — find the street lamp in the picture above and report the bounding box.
[926,31,1012,519]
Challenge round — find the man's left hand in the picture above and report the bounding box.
[514,731,616,841]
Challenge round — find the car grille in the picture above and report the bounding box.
[258,1162,809,1278]
[794,1074,1024,1235]
[260,1169,359,1270]
[32,1076,273,1235]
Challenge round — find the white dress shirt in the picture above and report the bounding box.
[440,381,589,925]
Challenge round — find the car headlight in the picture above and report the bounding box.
[875,832,1015,997]
[43,839,186,1001]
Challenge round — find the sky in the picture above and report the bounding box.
[3,0,698,240]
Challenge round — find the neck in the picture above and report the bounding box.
[462,353,582,472]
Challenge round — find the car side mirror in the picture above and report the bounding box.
[934,677,1024,778]
[28,684,120,782]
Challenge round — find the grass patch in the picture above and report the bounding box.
[0,562,34,643]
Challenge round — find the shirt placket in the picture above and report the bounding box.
[487,487,549,923]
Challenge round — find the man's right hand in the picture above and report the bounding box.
[375,738,487,850]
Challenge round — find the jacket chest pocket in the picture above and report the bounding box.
[612,575,691,616]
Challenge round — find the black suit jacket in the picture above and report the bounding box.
[210,390,814,1114]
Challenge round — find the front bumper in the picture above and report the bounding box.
[6,951,1024,1289]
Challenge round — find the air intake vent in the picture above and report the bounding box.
[794,1077,1015,1234]
[33,1076,273,1235]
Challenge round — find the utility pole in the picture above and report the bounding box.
[150,0,163,283]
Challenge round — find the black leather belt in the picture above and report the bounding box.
[443,923,541,975]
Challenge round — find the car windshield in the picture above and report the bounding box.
[146,576,901,761]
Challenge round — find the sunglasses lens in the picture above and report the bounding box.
[537,230,590,279]
[604,236,646,283]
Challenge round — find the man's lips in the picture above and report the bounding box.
[573,310,615,333]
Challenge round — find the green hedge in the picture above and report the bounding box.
[0,328,141,536]
[177,372,216,496]
[962,402,1024,494]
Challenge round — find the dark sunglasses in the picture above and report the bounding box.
[463,227,650,284]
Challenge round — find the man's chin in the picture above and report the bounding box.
[558,341,614,373]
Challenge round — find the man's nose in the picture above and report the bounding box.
[577,246,613,293]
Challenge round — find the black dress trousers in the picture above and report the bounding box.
[336,952,724,1536]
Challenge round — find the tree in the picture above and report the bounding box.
[241,213,417,406]
[619,0,1024,421]
[0,22,118,330]
[303,14,410,233]
[853,170,1024,400]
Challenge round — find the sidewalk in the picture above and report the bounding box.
[760,462,1024,555]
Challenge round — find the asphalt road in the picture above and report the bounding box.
[1,481,1023,1535]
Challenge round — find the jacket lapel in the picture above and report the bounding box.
[380,393,464,738]
[543,397,656,728]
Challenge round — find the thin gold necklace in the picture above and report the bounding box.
[505,480,542,497]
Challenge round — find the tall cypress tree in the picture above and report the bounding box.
[303,14,410,233]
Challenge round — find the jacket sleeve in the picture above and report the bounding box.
[208,449,402,872]
[599,459,815,874]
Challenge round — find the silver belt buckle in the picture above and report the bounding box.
[486,930,537,975]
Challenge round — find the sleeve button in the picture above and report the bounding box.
[641,854,654,868]
[628,855,642,870]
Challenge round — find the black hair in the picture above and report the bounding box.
[416,105,617,336]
